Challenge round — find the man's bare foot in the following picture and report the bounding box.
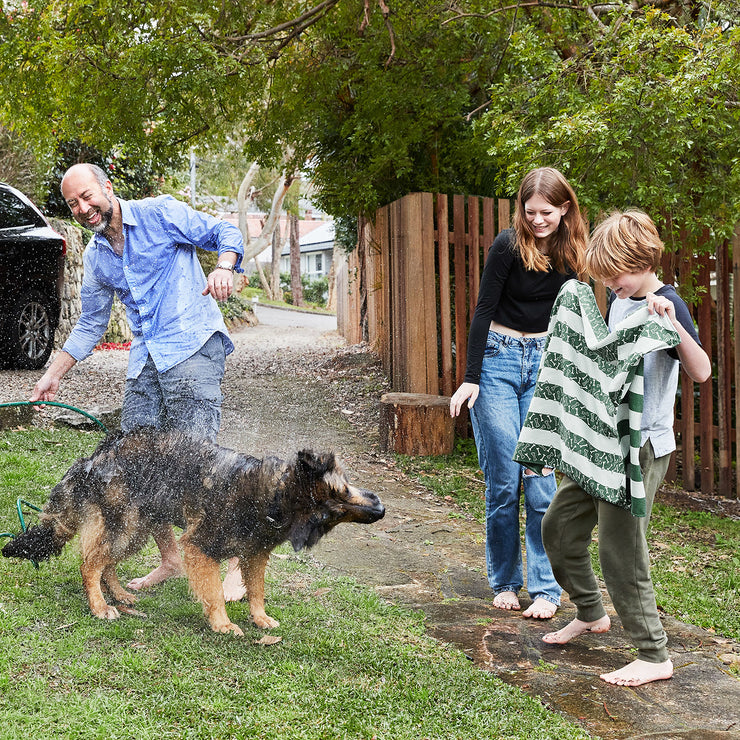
[522,597,558,619]
[542,615,611,644]
[223,557,246,603]
[126,559,185,591]
[493,591,521,610]
[601,658,673,686]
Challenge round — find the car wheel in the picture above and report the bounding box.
[2,290,56,369]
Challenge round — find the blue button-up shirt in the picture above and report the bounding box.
[62,195,244,378]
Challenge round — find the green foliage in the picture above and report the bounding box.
[0,1,507,218]
[301,275,329,305]
[4,0,739,243]
[480,5,740,252]
[0,427,590,740]
[218,292,254,323]
[333,213,358,253]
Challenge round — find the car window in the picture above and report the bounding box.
[0,189,42,229]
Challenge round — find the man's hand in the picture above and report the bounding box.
[29,351,77,409]
[30,373,60,405]
[203,267,234,302]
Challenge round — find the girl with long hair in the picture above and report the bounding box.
[450,167,586,619]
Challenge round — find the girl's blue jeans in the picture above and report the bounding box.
[470,331,561,605]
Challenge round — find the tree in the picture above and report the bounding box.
[0,1,510,218]
[475,2,740,252]
[289,213,304,306]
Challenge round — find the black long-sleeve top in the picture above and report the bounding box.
[463,228,577,384]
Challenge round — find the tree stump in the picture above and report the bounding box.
[379,392,455,456]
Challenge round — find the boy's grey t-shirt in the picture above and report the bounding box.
[607,284,701,458]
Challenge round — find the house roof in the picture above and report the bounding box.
[281,220,335,256]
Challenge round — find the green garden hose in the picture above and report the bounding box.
[0,400,109,433]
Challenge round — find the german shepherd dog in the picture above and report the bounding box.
[2,428,385,636]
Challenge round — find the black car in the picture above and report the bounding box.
[0,182,66,369]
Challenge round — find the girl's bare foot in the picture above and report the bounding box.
[493,591,520,610]
[601,658,673,686]
[542,615,611,644]
[522,597,558,619]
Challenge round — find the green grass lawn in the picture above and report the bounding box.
[0,427,590,740]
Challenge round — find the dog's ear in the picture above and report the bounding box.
[296,449,335,478]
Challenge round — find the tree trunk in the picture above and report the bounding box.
[289,213,303,306]
[326,245,339,312]
[379,392,455,456]
[270,223,283,301]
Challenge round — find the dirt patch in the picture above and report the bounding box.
[659,486,740,519]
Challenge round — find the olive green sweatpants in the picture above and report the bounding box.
[541,441,670,663]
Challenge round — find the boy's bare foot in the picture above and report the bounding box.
[522,597,558,619]
[601,658,673,686]
[126,559,185,590]
[493,591,521,610]
[542,615,611,644]
[223,557,247,602]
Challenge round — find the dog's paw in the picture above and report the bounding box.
[213,622,244,637]
[94,605,121,620]
[252,614,280,629]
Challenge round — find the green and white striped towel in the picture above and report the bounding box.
[514,280,680,516]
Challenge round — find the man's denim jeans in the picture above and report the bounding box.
[121,332,225,443]
[470,331,560,604]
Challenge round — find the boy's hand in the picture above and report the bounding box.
[645,293,676,324]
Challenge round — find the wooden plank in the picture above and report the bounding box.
[468,196,480,319]
[436,194,454,396]
[716,239,732,497]
[697,249,714,493]
[482,197,495,262]
[389,198,405,390]
[373,206,391,376]
[420,192,439,394]
[453,194,467,389]
[677,242,695,491]
[498,198,510,232]
[397,193,435,393]
[364,217,379,350]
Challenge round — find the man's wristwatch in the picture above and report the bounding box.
[216,261,235,272]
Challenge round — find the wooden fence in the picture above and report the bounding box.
[337,191,740,499]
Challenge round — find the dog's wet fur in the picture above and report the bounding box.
[2,428,385,635]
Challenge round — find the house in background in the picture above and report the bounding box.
[280,219,335,280]
[221,212,332,278]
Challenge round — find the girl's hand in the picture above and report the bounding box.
[450,382,479,417]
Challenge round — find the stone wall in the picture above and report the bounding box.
[51,218,132,349]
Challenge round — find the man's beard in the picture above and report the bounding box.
[87,201,114,234]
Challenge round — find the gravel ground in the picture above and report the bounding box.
[0,316,391,453]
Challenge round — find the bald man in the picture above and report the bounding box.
[32,163,248,601]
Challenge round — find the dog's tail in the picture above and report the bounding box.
[2,467,84,563]
[2,524,61,562]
